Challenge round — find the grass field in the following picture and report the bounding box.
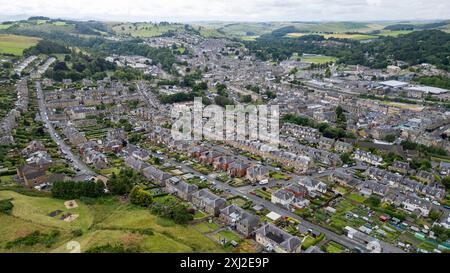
[302,55,338,64]
[0,34,41,56]
[0,24,12,30]
[112,23,184,37]
[377,30,414,37]
[0,191,226,253]
[323,33,378,40]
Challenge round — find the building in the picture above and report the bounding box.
[246,165,270,182]
[255,224,302,253]
[142,165,171,185]
[191,189,226,216]
[165,177,198,201]
[353,150,383,166]
[219,205,260,237]
[271,189,294,207]
[228,162,249,178]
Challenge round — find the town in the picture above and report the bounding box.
[0,13,450,255]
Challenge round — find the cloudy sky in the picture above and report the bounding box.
[0,0,448,22]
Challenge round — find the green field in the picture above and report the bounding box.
[0,190,225,253]
[0,24,12,30]
[377,30,414,37]
[112,23,184,37]
[302,55,338,64]
[0,34,41,56]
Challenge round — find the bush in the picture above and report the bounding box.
[129,186,153,207]
[85,243,141,253]
[72,229,83,237]
[6,230,60,249]
[0,199,13,214]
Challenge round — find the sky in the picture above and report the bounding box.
[0,0,449,22]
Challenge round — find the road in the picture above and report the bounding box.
[35,81,95,177]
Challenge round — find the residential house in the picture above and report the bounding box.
[255,224,302,253]
[25,151,52,169]
[318,137,335,150]
[440,162,450,175]
[21,140,46,156]
[165,177,198,201]
[402,195,432,217]
[416,170,435,184]
[335,141,353,153]
[353,150,383,166]
[297,177,327,194]
[84,148,109,169]
[389,161,410,174]
[142,165,171,185]
[191,189,226,216]
[16,164,47,187]
[246,165,270,183]
[107,128,126,142]
[219,205,260,237]
[228,162,249,178]
[212,156,235,171]
[271,189,294,207]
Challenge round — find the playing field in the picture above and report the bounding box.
[0,34,41,56]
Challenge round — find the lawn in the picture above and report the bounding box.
[0,34,41,56]
[302,55,337,64]
[212,230,242,243]
[194,222,221,233]
[253,189,272,200]
[347,193,366,203]
[270,171,291,180]
[193,211,207,219]
[324,241,346,253]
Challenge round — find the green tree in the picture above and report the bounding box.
[129,186,153,207]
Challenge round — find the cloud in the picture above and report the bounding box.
[0,0,448,22]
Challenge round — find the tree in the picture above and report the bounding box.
[428,209,441,222]
[0,199,13,214]
[107,168,144,195]
[384,134,397,143]
[51,181,105,199]
[442,176,450,190]
[340,153,353,165]
[129,186,153,207]
[365,196,381,208]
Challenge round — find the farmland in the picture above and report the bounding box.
[0,34,41,56]
[112,23,185,37]
[302,55,338,64]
